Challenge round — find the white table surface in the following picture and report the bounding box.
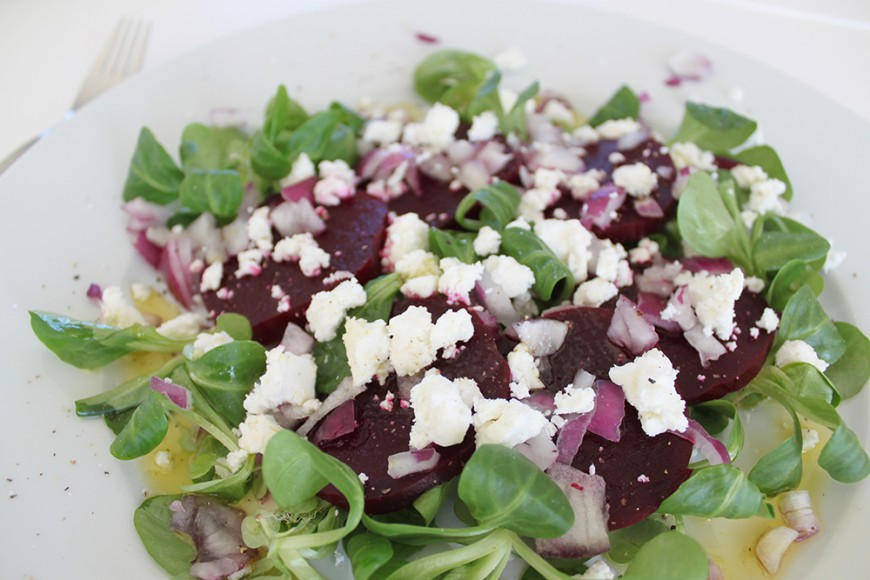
[1,0,869,165]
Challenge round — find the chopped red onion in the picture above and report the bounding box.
[670,417,730,465]
[458,159,491,191]
[160,236,196,309]
[280,176,316,203]
[280,322,314,355]
[271,199,326,237]
[665,74,682,87]
[607,295,659,355]
[86,283,103,300]
[134,230,163,269]
[581,185,626,230]
[672,168,690,198]
[415,31,439,44]
[387,448,441,479]
[616,129,650,152]
[779,490,820,541]
[633,197,664,218]
[405,163,424,196]
[665,286,698,331]
[528,146,583,173]
[684,324,727,366]
[587,380,625,443]
[756,526,799,575]
[123,198,172,234]
[191,558,249,580]
[476,141,513,174]
[417,153,453,182]
[527,114,563,143]
[680,256,734,275]
[151,376,192,410]
[637,292,681,333]
[555,412,593,465]
[275,403,311,430]
[311,400,357,445]
[535,464,611,558]
[358,148,392,180]
[446,140,477,164]
[635,263,682,297]
[474,274,522,326]
[296,377,365,438]
[523,389,556,415]
[668,50,713,81]
[512,319,569,356]
[708,559,725,580]
[514,429,558,471]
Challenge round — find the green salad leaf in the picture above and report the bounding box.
[178,169,245,224]
[455,182,522,232]
[732,145,793,200]
[414,49,497,114]
[587,85,640,127]
[622,532,709,580]
[133,495,196,576]
[658,464,765,518]
[123,127,184,204]
[825,322,870,400]
[500,227,575,302]
[671,102,757,151]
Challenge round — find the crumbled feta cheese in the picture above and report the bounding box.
[505,217,532,230]
[244,346,320,415]
[684,269,745,340]
[744,276,766,293]
[493,46,528,72]
[468,111,500,142]
[554,385,596,415]
[596,118,641,140]
[99,286,146,328]
[235,249,265,278]
[573,278,618,307]
[629,238,660,265]
[200,261,224,292]
[731,164,767,189]
[306,279,367,341]
[534,219,593,283]
[609,348,688,436]
[395,249,441,280]
[455,377,484,407]
[403,103,460,151]
[388,306,436,376]
[225,449,249,474]
[748,178,786,215]
[518,187,557,222]
[612,163,658,198]
[343,317,392,386]
[484,255,535,298]
[568,171,601,201]
[314,160,357,206]
[577,559,616,580]
[246,206,273,251]
[154,450,173,469]
[382,212,430,270]
[802,428,820,453]
[473,398,550,448]
[273,233,331,277]
[157,312,203,340]
[363,119,403,144]
[237,413,283,454]
[358,472,369,484]
[775,340,829,372]
[756,308,780,333]
[608,151,626,165]
[669,142,716,171]
[592,240,625,283]
[572,124,600,144]
[401,275,440,299]
[281,152,316,186]
[473,225,502,256]
[438,258,484,304]
[507,343,545,398]
[130,283,153,302]
[323,270,354,286]
[189,330,235,360]
[430,309,475,356]
[409,373,474,449]
[542,100,574,125]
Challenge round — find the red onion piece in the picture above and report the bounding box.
[311,399,357,445]
[635,263,683,298]
[275,403,311,430]
[134,230,163,269]
[474,274,522,326]
[447,140,477,164]
[607,295,659,355]
[514,429,559,471]
[668,50,713,81]
[405,163,424,196]
[670,417,730,465]
[529,146,583,173]
[417,153,453,182]
[587,380,625,443]
[271,199,326,237]
[756,526,799,575]
[123,198,172,234]
[523,389,556,416]
[159,236,196,309]
[280,176,316,203]
[458,159,491,191]
[527,114,563,143]
[296,377,365,438]
[477,141,513,175]
[86,283,103,300]
[779,490,820,541]
[680,256,734,275]
[555,412,593,465]
[280,322,314,355]
[512,319,569,357]
[637,292,681,333]
[415,31,439,44]
[358,148,392,180]
[169,496,252,580]
[616,129,650,152]
[535,464,611,559]
[374,150,415,183]
[581,185,626,230]
[665,286,698,331]
[387,448,441,479]
[708,559,725,580]
[151,376,192,410]
[684,324,727,366]
[665,74,682,87]
[633,197,664,218]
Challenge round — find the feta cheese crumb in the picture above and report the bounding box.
[382,212,430,270]
[629,238,660,265]
[438,258,484,304]
[493,46,528,72]
[314,159,357,206]
[572,124,600,144]
[273,233,331,277]
[744,276,766,293]
[669,142,716,171]
[568,171,602,201]
[237,413,283,455]
[189,331,234,360]
[468,111,500,142]
[554,385,596,415]
[507,343,545,398]
[99,286,147,328]
[748,178,786,215]
[343,317,392,386]
[802,428,820,453]
[543,100,575,125]
[775,340,829,372]
[756,308,780,333]
[280,152,316,186]
[484,255,535,298]
[684,268,745,340]
[596,118,641,140]
[388,306,437,376]
[505,217,531,230]
[612,163,658,198]
[225,449,249,474]
[473,225,502,256]
[306,279,367,341]
[409,373,474,449]
[473,398,550,448]
[157,312,203,340]
[430,309,475,356]
[154,451,173,469]
[609,348,688,436]
[363,119,403,145]
[246,206,273,251]
[534,219,593,283]
[402,103,460,151]
[573,278,618,307]
[395,249,441,279]
[358,473,369,484]
[731,164,767,189]
[200,261,224,292]
[235,248,265,278]
[244,346,320,415]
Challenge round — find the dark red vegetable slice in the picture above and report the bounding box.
[200,194,388,344]
[543,306,632,384]
[656,290,775,405]
[548,137,676,243]
[572,405,693,530]
[315,295,511,513]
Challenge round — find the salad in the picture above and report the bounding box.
[29,47,870,579]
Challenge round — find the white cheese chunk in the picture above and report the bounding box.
[473,398,550,448]
[554,385,596,415]
[609,348,688,436]
[200,261,224,293]
[402,103,460,151]
[343,317,392,387]
[189,331,234,360]
[483,255,535,299]
[244,346,320,415]
[363,119,403,145]
[246,206,274,251]
[507,343,545,398]
[438,258,484,304]
[306,279,367,341]
[534,218,593,283]
[430,309,475,356]
[388,305,437,376]
[409,372,474,449]
[669,142,716,171]
[473,225,502,256]
[273,232,331,277]
[573,278,618,307]
[235,248,265,278]
[156,312,203,340]
[236,413,283,454]
[314,160,357,206]
[468,111,500,142]
[280,152,316,187]
[99,286,146,328]
[382,212,430,270]
[612,162,658,198]
[756,308,780,333]
[684,268,745,340]
[596,118,641,140]
[775,340,829,372]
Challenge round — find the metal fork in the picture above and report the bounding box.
[0,18,151,175]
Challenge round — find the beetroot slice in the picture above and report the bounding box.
[656,290,775,405]
[572,405,693,530]
[387,173,467,229]
[548,137,676,243]
[543,306,632,385]
[315,295,511,513]
[200,194,388,344]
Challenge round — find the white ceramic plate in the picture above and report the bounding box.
[1,1,867,578]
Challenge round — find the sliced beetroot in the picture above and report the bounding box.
[572,405,693,530]
[655,290,775,405]
[315,295,511,513]
[200,194,388,344]
[548,137,676,243]
[543,306,632,385]
[387,173,467,229]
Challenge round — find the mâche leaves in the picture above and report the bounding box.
[671,102,757,151]
[588,85,640,127]
[123,127,184,204]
